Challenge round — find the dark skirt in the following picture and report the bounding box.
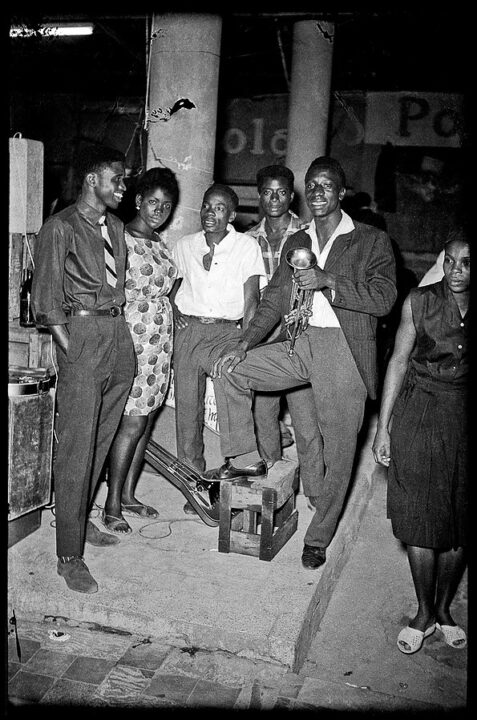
[387,371,468,549]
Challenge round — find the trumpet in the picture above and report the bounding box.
[285,247,317,356]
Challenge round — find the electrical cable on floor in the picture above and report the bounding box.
[47,501,202,536]
[90,502,202,540]
[136,517,201,540]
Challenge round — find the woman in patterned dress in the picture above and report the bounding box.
[372,231,469,654]
[101,167,179,534]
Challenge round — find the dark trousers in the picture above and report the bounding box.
[213,328,367,548]
[253,385,323,484]
[54,316,135,557]
[173,320,249,472]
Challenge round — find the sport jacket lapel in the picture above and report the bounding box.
[323,230,353,272]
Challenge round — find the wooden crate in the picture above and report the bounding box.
[218,458,299,561]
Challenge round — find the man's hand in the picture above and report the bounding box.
[49,324,69,355]
[173,308,189,330]
[284,308,299,326]
[211,343,247,378]
[294,266,334,292]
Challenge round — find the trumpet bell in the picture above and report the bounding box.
[286,247,317,270]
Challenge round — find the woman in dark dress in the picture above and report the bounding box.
[372,231,469,654]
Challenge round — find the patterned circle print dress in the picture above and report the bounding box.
[123,230,177,416]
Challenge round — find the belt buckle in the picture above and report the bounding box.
[201,317,215,324]
[110,306,120,317]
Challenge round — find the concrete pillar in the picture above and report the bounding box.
[285,21,335,220]
[146,14,222,247]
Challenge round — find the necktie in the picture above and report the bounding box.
[99,216,117,287]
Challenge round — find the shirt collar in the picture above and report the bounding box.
[201,223,235,244]
[305,210,355,244]
[250,211,301,237]
[76,198,107,227]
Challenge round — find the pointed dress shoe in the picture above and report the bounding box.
[301,544,326,569]
[201,458,267,481]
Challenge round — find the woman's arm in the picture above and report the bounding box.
[372,293,416,466]
[169,278,189,330]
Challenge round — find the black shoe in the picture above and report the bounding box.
[201,458,267,481]
[301,544,326,570]
[57,556,98,593]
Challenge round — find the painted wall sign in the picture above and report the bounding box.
[365,92,463,147]
[216,95,288,185]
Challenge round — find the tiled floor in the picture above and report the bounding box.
[6,618,310,711]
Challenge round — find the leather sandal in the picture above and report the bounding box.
[121,503,159,519]
[101,510,132,535]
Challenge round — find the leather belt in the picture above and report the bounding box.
[68,306,123,318]
[185,315,242,326]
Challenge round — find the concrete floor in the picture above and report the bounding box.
[7,406,468,712]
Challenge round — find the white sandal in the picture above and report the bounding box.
[397,623,435,654]
[436,623,467,649]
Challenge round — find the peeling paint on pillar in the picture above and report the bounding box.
[150,98,196,122]
[146,14,222,246]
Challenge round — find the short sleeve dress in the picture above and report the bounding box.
[387,279,469,550]
[123,230,177,416]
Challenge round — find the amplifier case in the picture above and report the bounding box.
[8,386,55,521]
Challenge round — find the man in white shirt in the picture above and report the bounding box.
[171,183,267,480]
[205,158,397,569]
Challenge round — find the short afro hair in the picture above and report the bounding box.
[444,227,470,252]
[204,183,239,210]
[305,156,346,189]
[74,143,125,186]
[136,167,179,206]
[256,165,294,193]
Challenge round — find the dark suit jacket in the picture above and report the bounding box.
[242,221,397,400]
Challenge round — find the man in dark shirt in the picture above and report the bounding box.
[31,144,136,594]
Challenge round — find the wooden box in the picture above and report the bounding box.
[218,458,299,561]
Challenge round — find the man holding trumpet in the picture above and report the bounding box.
[205,156,397,569]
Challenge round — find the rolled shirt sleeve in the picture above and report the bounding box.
[31,216,70,325]
[241,233,268,290]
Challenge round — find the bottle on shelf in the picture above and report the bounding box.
[19,268,35,328]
